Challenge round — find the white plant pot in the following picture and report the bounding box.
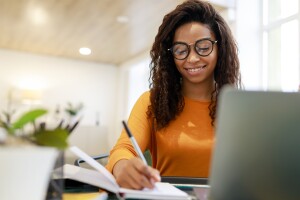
[0,146,58,200]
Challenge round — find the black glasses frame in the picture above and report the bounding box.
[168,38,218,60]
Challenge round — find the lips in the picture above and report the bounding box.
[185,65,206,73]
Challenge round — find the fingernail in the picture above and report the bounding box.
[150,178,156,187]
[154,174,161,181]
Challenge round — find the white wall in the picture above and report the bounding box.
[113,51,150,147]
[210,0,235,8]
[0,49,118,156]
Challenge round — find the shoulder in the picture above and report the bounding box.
[139,91,150,100]
[129,91,151,119]
[133,91,151,109]
[135,90,150,104]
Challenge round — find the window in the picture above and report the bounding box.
[127,58,150,116]
[263,0,299,91]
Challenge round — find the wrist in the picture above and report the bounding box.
[112,159,128,178]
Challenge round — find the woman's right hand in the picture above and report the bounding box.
[112,158,161,190]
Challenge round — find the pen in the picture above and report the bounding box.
[122,120,148,165]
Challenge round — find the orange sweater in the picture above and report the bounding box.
[106,91,215,177]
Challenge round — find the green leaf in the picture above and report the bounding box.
[65,109,77,116]
[12,109,48,129]
[34,129,69,149]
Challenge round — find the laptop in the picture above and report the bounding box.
[208,87,300,200]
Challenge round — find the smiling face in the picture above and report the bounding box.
[173,22,218,89]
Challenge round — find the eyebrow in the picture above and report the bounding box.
[173,37,212,44]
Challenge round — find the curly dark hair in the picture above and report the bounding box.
[147,0,241,130]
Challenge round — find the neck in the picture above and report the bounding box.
[182,80,215,101]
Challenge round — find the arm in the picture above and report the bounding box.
[106,91,160,189]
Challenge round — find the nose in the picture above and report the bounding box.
[186,47,200,63]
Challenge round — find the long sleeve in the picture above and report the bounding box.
[106,91,215,177]
[106,91,152,173]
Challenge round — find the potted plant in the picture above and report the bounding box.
[0,108,80,200]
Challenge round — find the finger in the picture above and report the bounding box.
[135,159,161,188]
[150,168,161,182]
[116,158,152,189]
[129,161,155,189]
[115,165,142,189]
[129,171,154,189]
[132,158,152,175]
[134,160,161,183]
[113,159,140,189]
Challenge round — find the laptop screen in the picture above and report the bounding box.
[208,87,300,200]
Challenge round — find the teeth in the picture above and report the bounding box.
[187,66,204,72]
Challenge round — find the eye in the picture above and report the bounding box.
[195,40,212,54]
[172,44,188,55]
[196,46,210,53]
[174,49,188,55]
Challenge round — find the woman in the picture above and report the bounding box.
[106,0,241,189]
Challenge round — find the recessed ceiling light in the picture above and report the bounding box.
[79,47,91,55]
[27,6,48,25]
[116,16,129,23]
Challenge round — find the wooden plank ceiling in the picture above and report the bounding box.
[0,0,225,65]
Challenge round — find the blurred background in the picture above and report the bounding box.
[0,0,299,162]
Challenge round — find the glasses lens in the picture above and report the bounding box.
[195,40,213,56]
[171,43,189,60]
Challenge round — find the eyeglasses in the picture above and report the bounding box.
[168,38,218,60]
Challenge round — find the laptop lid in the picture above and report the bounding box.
[209,87,300,200]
